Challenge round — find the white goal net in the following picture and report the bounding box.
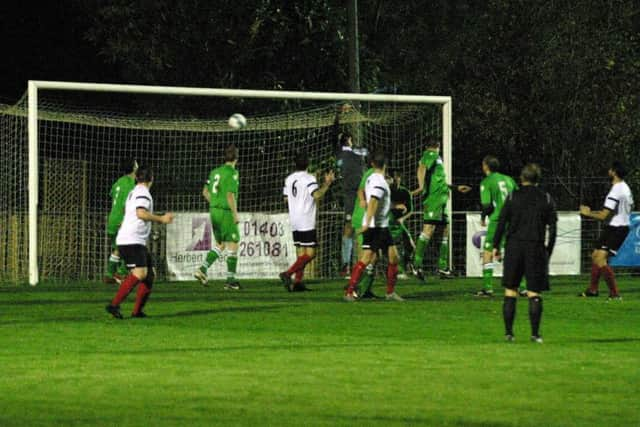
[0,82,451,285]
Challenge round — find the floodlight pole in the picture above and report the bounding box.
[347,0,361,94]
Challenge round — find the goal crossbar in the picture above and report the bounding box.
[27,80,452,285]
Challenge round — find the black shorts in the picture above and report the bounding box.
[344,190,357,222]
[596,225,630,256]
[362,227,395,253]
[292,230,318,247]
[502,240,549,292]
[117,244,153,269]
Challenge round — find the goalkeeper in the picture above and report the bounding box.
[104,158,138,284]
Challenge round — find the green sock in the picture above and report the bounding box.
[519,278,527,292]
[438,237,449,270]
[413,233,429,268]
[482,263,493,291]
[106,255,120,277]
[363,265,375,293]
[226,254,238,281]
[200,248,221,274]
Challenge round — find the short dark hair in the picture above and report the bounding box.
[520,163,541,184]
[483,155,500,172]
[370,151,387,169]
[339,132,352,146]
[120,158,137,175]
[611,161,627,179]
[425,137,440,148]
[294,151,309,170]
[225,145,238,162]
[135,166,153,184]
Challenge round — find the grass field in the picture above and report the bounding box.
[0,276,638,426]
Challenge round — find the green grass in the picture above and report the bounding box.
[0,276,638,426]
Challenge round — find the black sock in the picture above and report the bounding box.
[528,296,543,337]
[502,296,517,335]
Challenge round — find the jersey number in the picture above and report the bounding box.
[291,180,298,197]
[211,174,221,194]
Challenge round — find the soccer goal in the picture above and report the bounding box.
[1,81,451,285]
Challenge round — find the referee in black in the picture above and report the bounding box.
[493,163,557,343]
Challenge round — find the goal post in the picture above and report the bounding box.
[24,80,452,286]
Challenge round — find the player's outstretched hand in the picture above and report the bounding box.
[579,205,591,216]
[162,212,175,224]
[457,185,472,193]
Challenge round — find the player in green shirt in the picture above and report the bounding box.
[194,145,241,289]
[104,158,138,284]
[476,155,522,297]
[411,138,471,281]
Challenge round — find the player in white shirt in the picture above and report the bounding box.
[279,152,334,291]
[344,151,403,301]
[106,167,174,319]
[579,161,634,300]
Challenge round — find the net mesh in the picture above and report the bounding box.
[0,92,444,283]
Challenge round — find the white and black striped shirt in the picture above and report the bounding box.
[116,184,154,245]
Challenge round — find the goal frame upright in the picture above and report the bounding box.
[27,80,452,286]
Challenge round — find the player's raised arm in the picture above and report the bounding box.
[312,170,335,201]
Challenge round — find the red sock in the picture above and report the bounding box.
[588,263,601,293]
[346,261,367,293]
[133,282,151,315]
[111,274,139,306]
[286,254,311,275]
[600,265,619,296]
[386,263,398,294]
[294,269,304,284]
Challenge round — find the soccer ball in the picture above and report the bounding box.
[228,113,247,129]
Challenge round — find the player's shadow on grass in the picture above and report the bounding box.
[578,337,640,344]
[402,289,465,300]
[323,414,511,427]
[151,304,292,319]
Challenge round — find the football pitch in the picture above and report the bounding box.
[0,277,638,426]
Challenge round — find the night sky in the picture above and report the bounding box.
[0,3,119,103]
